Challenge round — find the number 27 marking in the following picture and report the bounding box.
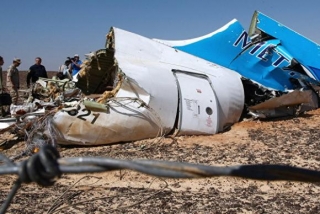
[77,109,100,124]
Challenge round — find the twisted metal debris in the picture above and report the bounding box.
[1,145,320,213]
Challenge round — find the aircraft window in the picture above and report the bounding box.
[206,107,213,115]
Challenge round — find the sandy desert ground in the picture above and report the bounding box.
[0,71,320,213]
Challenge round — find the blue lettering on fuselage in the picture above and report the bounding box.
[234,31,289,67]
[233,31,251,49]
[273,52,289,67]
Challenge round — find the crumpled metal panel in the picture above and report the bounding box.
[52,27,245,146]
[251,11,320,80]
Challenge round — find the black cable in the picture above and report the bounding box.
[0,145,61,214]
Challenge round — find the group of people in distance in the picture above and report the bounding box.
[57,54,82,80]
[0,56,48,110]
[0,54,83,110]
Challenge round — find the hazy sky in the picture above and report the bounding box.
[1,0,320,71]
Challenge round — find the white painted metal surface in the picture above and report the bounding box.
[54,27,245,145]
[174,71,219,135]
[113,27,244,132]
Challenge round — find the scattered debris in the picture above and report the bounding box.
[1,10,320,149]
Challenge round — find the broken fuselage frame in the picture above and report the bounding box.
[52,27,244,145]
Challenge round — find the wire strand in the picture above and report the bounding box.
[1,145,320,213]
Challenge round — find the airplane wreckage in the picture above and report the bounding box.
[1,10,320,148]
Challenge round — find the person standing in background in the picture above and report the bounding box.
[0,56,5,91]
[27,57,48,88]
[58,58,72,80]
[71,54,82,76]
[7,58,21,105]
[0,56,9,116]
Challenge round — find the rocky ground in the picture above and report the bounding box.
[0,71,320,213]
